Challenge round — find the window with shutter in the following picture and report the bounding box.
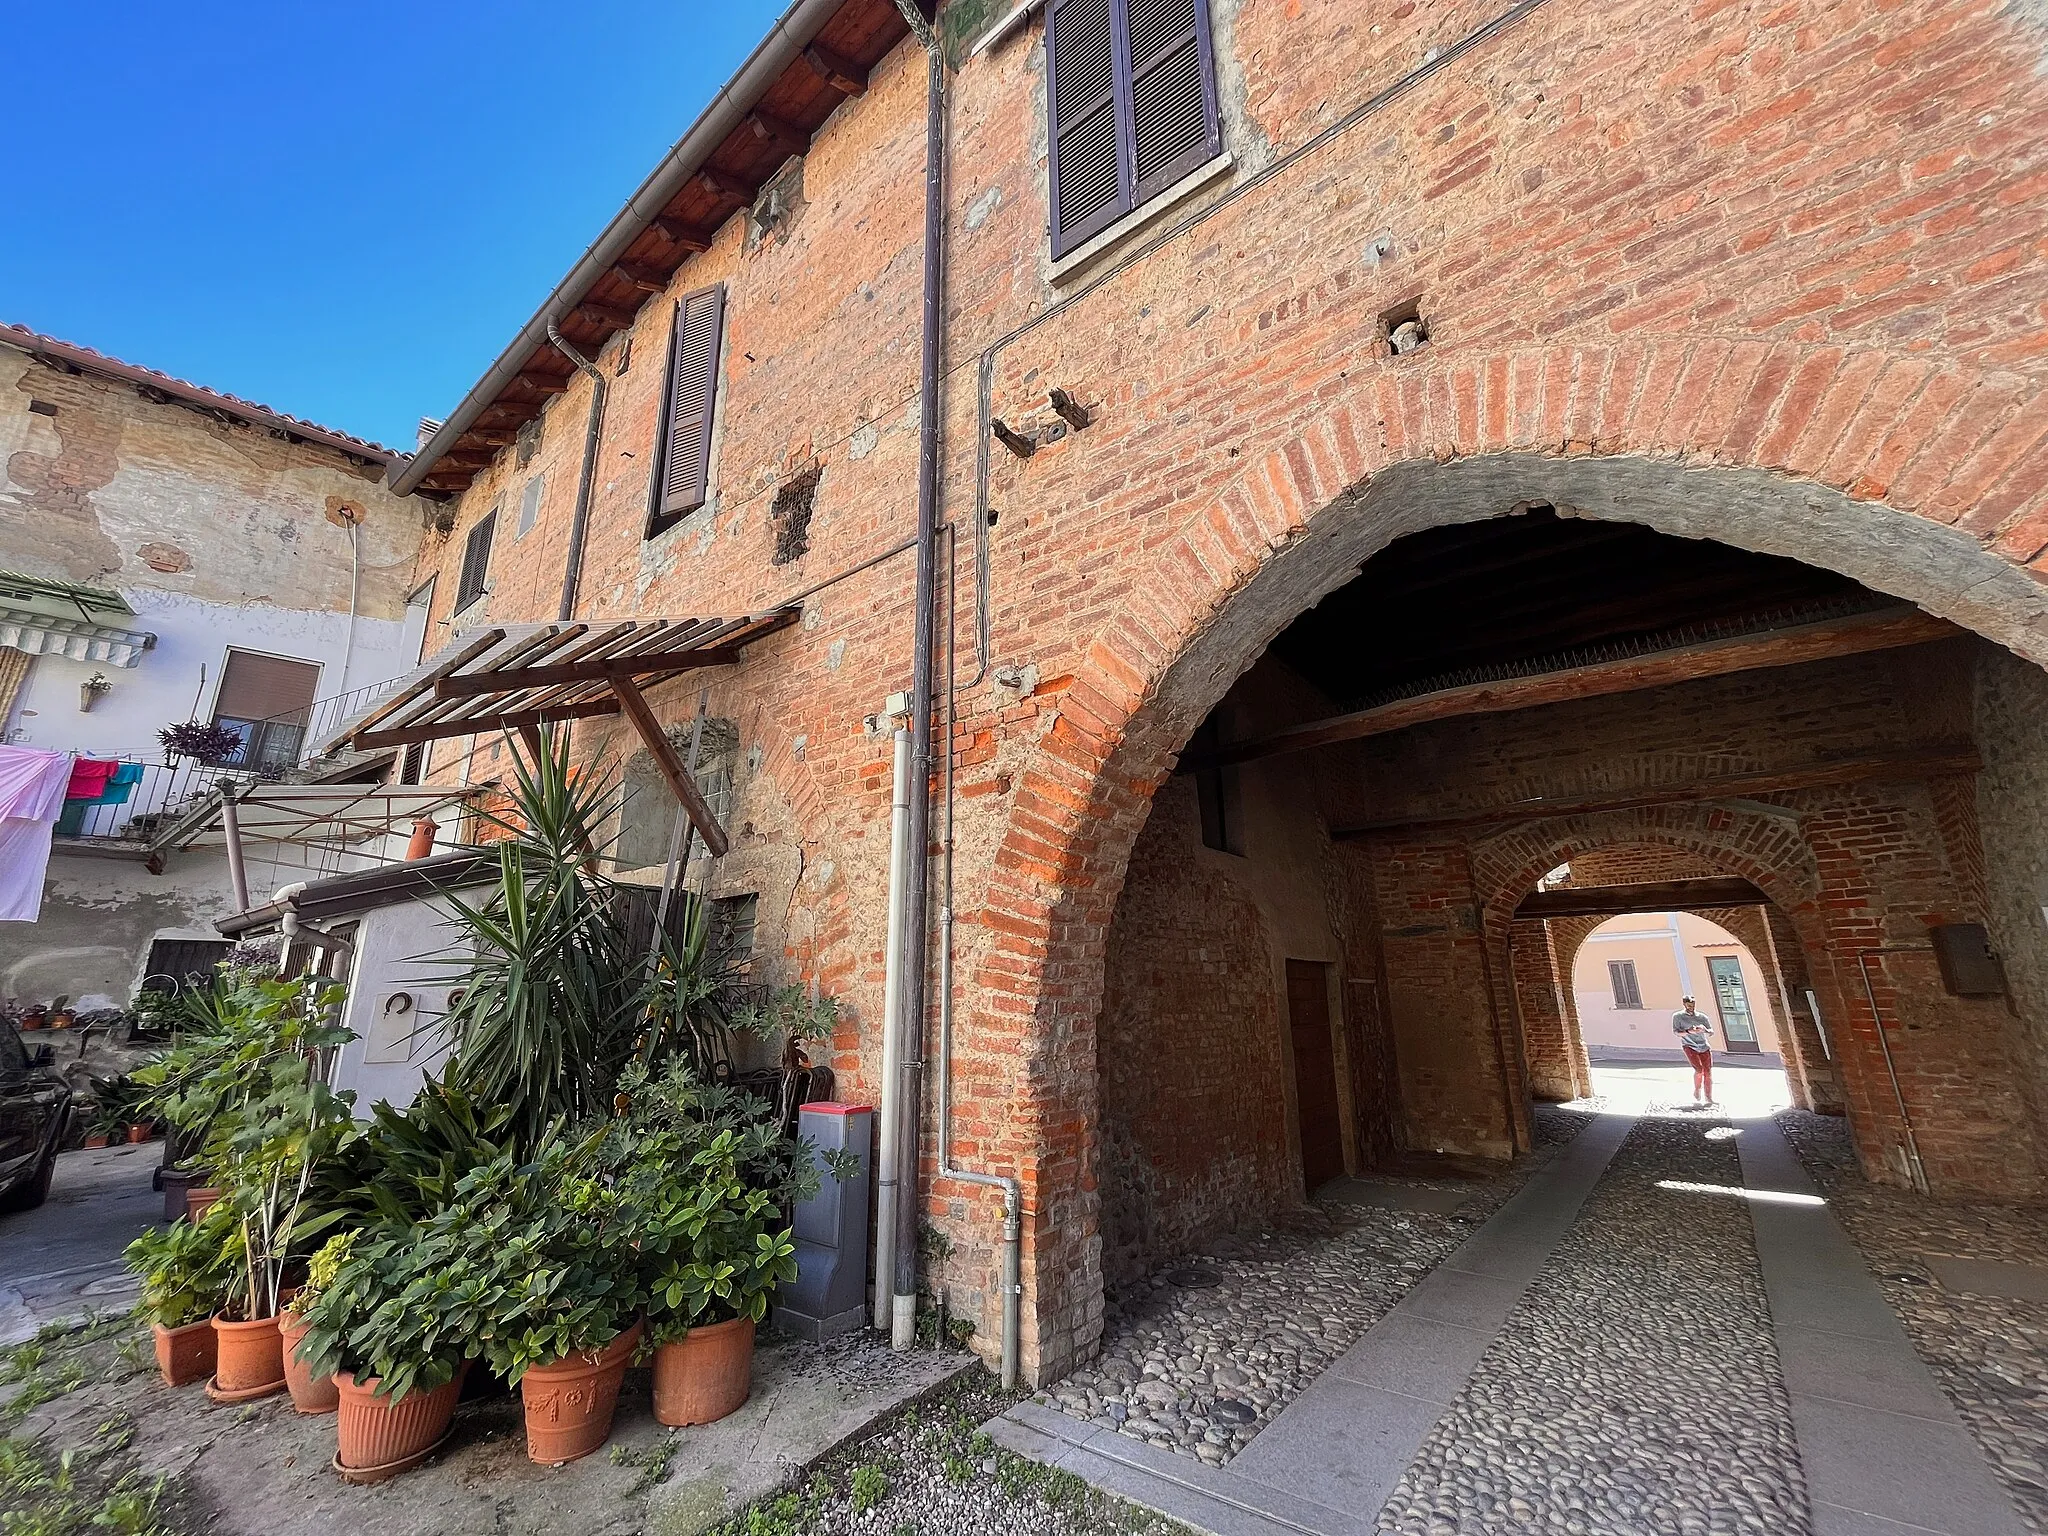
[455,508,496,613]
[210,649,321,771]
[1047,0,1221,259]
[1608,959,1644,1011]
[647,284,727,538]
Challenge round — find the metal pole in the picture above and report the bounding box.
[889,0,944,1355]
[875,725,912,1330]
[219,779,250,912]
[1855,948,1931,1194]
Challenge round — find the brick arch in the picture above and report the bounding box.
[971,350,2048,1380]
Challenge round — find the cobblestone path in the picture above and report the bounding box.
[1376,1114,1808,1535]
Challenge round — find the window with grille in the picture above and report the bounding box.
[1608,959,1644,1010]
[1046,0,1222,259]
[454,508,496,613]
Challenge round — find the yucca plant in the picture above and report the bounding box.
[435,729,735,1151]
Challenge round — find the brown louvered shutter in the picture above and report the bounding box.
[1127,0,1220,203]
[1048,0,1129,257]
[213,650,321,722]
[648,284,726,536]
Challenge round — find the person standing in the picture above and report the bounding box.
[1673,995,1716,1104]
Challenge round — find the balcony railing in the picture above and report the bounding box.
[53,756,249,846]
[250,673,417,773]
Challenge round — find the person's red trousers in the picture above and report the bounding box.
[1684,1044,1714,1101]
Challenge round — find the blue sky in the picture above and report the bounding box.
[0,1,787,450]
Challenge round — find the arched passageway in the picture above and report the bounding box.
[1008,451,2048,1383]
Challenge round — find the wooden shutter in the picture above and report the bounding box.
[213,649,320,722]
[455,509,496,611]
[1048,0,1221,260]
[1127,0,1220,202]
[1608,959,1643,1011]
[649,285,726,535]
[1049,0,1129,256]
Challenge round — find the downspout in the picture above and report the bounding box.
[339,514,361,691]
[941,521,1023,1388]
[889,0,944,1357]
[545,322,607,621]
[874,725,912,1330]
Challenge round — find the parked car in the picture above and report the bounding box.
[0,1024,72,1212]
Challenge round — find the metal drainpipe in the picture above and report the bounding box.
[1854,946,1932,1193]
[874,724,912,1330]
[545,321,608,622]
[888,0,946,1357]
[941,522,1023,1388]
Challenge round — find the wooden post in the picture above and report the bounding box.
[610,672,729,857]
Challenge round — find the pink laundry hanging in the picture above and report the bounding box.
[0,747,74,922]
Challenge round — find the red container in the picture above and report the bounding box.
[211,1313,285,1396]
[519,1321,642,1464]
[651,1315,755,1427]
[334,1371,463,1483]
[153,1319,217,1387]
[279,1310,339,1415]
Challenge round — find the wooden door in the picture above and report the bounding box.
[1286,959,1345,1193]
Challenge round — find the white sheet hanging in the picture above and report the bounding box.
[0,747,73,922]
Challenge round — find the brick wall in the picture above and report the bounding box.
[400,0,2048,1379]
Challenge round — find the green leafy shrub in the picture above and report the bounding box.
[123,1209,236,1329]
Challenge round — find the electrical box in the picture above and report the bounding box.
[1930,923,2004,998]
[776,1102,873,1341]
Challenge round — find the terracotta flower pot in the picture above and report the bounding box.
[50,1010,74,1030]
[185,1186,223,1221]
[153,1319,217,1387]
[211,1313,285,1397]
[334,1370,464,1483]
[19,1013,44,1031]
[278,1310,338,1415]
[519,1320,642,1465]
[652,1315,755,1427]
[85,1133,110,1149]
[126,1124,152,1144]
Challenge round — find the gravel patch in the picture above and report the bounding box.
[1041,1109,1593,1466]
[705,1372,1190,1536]
[1780,1109,2048,1534]
[1377,1114,1808,1536]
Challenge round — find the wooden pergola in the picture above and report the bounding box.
[323,610,798,857]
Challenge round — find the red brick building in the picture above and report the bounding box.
[382,0,2048,1383]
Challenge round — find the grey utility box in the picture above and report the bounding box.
[776,1102,873,1341]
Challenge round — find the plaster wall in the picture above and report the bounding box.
[1570,912,1782,1058]
[330,897,473,1116]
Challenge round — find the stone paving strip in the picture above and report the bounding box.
[1374,1113,1806,1535]
[990,1110,1630,1536]
[1780,1110,2048,1534]
[1744,1117,2031,1536]
[1044,1111,1594,1469]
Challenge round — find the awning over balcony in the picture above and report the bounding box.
[0,572,156,668]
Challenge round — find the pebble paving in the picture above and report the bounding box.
[1376,1114,1808,1535]
[1045,1112,1589,1465]
[1781,1109,2048,1534]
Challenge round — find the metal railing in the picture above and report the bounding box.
[248,673,416,770]
[52,756,248,845]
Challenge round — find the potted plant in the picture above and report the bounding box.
[277,1233,347,1415]
[125,1209,234,1386]
[297,1227,473,1484]
[612,1062,817,1428]
[439,1134,644,1465]
[157,719,247,767]
[135,972,356,1402]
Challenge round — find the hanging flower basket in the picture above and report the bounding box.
[158,720,245,766]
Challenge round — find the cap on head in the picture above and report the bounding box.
[1682,996,1696,1006]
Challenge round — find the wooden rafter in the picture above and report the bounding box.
[653,217,713,251]
[1334,749,1982,841]
[1515,877,1768,921]
[612,263,670,293]
[803,42,869,94]
[748,109,810,158]
[432,649,739,699]
[697,166,754,203]
[1192,607,1962,770]
[612,673,729,857]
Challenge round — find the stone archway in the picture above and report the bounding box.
[960,389,2048,1379]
